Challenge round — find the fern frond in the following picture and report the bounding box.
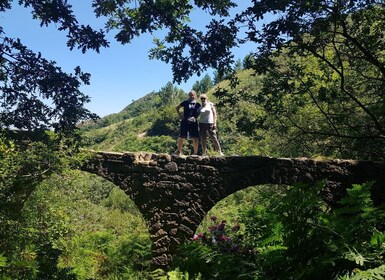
[339,264,385,280]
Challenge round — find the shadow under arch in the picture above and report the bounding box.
[81,151,385,270]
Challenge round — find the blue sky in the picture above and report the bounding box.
[1,1,256,117]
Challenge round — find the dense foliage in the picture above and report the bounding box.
[1,165,152,279]
[248,4,385,160]
[173,183,385,279]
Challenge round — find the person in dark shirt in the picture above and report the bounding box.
[175,90,201,155]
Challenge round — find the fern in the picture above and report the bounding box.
[339,264,385,280]
[343,248,367,267]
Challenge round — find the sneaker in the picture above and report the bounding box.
[172,151,182,156]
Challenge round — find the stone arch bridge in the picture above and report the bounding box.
[82,151,385,269]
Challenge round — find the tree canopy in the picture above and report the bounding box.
[0,0,108,133]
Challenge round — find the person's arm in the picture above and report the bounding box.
[212,104,217,128]
[196,103,202,117]
[176,104,183,119]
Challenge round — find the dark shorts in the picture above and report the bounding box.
[179,120,199,138]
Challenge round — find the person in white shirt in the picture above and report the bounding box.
[197,94,224,156]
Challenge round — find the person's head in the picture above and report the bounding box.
[188,90,197,100]
[200,94,208,104]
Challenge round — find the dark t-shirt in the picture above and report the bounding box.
[180,99,201,121]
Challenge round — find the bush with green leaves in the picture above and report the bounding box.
[173,216,261,279]
[172,182,385,280]
[0,130,90,278]
[0,166,152,279]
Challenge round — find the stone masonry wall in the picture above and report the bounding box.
[82,151,385,269]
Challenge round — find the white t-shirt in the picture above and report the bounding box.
[198,102,215,124]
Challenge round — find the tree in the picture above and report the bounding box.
[243,53,256,70]
[242,3,385,159]
[192,73,213,94]
[159,81,185,105]
[90,1,384,78]
[1,3,110,273]
[233,59,243,72]
[94,0,239,83]
[0,0,108,133]
[256,41,385,159]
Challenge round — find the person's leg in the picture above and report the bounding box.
[177,137,185,155]
[177,121,188,155]
[199,123,208,155]
[191,122,200,155]
[192,138,199,155]
[208,124,223,154]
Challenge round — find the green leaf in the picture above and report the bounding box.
[0,254,7,267]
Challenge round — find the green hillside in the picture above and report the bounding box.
[80,70,275,156]
[80,28,385,160]
[80,60,385,160]
[79,82,186,154]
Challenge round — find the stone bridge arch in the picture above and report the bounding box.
[81,151,385,269]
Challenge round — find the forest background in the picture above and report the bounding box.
[1,1,385,279]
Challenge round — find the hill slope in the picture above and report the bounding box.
[80,70,271,156]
